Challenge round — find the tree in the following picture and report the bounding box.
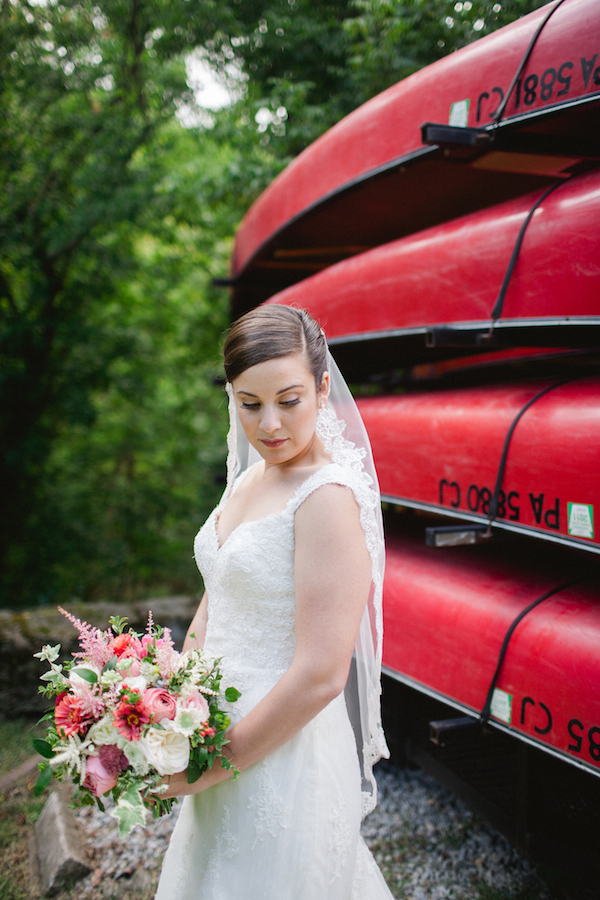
[0,0,240,604]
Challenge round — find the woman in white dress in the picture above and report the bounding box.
[156,305,394,899]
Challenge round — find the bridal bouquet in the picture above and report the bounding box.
[33,608,240,836]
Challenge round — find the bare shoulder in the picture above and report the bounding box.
[295,481,362,538]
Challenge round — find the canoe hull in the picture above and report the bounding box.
[357,379,600,553]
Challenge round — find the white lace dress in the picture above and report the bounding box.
[155,463,394,900]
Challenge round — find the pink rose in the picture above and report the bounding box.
[127,660,141,677]
[83,755,118,796]
[143,688,177,722]
[181,690,209,722]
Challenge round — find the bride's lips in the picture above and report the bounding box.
[260,438,287,448]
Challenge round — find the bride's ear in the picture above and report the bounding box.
[318,371,330,409]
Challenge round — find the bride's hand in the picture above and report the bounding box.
[160,753,237,799]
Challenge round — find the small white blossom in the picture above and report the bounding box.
[172,706,203,737]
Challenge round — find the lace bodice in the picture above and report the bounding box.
[193,463,361,713]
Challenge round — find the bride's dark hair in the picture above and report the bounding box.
[223,305,327,385]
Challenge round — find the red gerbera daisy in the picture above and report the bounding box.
[113,698,150,741]
[55,692,91,738]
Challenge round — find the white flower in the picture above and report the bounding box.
[139,660,157,680]
[51,733,94,777]
[122,740,151,776]
[138,721,190,775]
[172,705,203,737]
[88,714,123,747]
[121,675,147,694]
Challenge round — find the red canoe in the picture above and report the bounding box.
[231,0,600,313]
[357,378,600,554]
[264,170,600,376]
[383,529,600,775]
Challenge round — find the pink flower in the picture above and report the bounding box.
[127,660,141,677]
[143,688,177,722]
[140,634,169,657]
[113,633,143,659]
[83,756,118,796]
[55,692,91,738]
[181,690,209,722]
[98,744,129,776]
[113,698,150,741]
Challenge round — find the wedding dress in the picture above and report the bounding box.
[154,459,394,900]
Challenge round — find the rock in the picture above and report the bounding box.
[34,790,92,896]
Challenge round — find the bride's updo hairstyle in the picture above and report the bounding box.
[223,305,327,387]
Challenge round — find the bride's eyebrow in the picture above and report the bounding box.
[236,383,304,398]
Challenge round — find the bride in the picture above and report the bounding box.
[156,305,394,899]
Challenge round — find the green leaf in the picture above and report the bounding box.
[102,656,118,672]
[109,785,148,838]
[224,687,241,703]
[34,765,53,796]
[32,739,54,759]
[109,616,129,635]
[187,760,202,784]
[71,666,98,684]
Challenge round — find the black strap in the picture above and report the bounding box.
[489,180,566,323]
[492,0,569,126]
[487,378,576,524]
[479,579,580,725]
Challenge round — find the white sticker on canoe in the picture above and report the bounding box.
[491,688,512,724]
[449,99,469,127]
[568,503,594,539]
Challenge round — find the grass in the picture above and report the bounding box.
[0,719,44,779]
[0,719,47,900]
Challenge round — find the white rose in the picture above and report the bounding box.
[138,721,190,776]
[88,714,124,747]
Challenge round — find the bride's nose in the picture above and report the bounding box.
[259,404,282,434]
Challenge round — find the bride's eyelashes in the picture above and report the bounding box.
[240,398,301,410]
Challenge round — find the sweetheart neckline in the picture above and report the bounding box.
[213,462,340,552]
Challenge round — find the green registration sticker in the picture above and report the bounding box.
[490,688,512,724]
[448,99,470,127]
[567,503,594,539]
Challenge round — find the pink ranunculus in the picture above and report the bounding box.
[181,690,209,722]
[83,755,118,796]
[143,688,177,723]
[140,634,169,658]
[113,633,143,659]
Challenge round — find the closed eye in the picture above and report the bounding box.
[241,402,260,410]
[281,398,300,407]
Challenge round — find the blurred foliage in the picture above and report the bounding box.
[1,0,546,608]
[206,0,546,155]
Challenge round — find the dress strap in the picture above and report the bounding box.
[287,463,361,517]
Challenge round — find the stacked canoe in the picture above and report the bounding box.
[229,0,600,806]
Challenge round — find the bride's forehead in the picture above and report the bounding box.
[233,353,314,392]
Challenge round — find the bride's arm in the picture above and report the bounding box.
[182,593,208,652]
[163,483,372,797]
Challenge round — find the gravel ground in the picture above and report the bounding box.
[59,762,555,900]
